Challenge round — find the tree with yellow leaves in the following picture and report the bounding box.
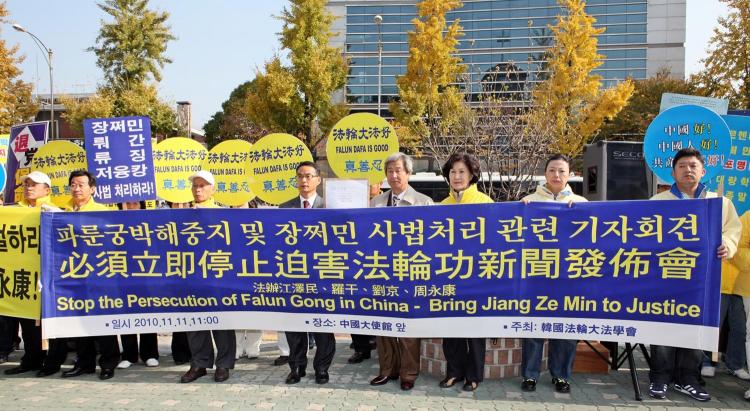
[691,0,750,109]
[391,0,467,153]
[528,0,634,158]
[0,1,37,133]
[246,0,348,158]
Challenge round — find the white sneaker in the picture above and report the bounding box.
[729,368,750,380]
[700,365,715,377]
[145,358,159,367]
[116,360,132,369]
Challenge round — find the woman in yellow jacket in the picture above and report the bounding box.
[730,211,750,401]
[438,153,492,392]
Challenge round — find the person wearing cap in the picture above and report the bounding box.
[59,170,120,381]
[1,172,58,375]
[180,170,237,383]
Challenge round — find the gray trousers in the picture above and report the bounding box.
[186,330,236,369]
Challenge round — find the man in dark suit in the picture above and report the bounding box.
[279,161,336,385]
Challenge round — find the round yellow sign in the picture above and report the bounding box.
[200,139,256,206]
[248,133,313,205]
[326,113,399,184]
[31,141,87,207]
[153,137,207,203]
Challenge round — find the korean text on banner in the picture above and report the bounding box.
[40,200,722,351]
[0,208,42,319]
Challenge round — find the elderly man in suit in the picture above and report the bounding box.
[369,152,434,391]
[279,161,336,385]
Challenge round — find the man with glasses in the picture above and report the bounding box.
[279,161,335,385]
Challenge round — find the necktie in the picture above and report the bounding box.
[303,200,310,209]
[391,195,399,207]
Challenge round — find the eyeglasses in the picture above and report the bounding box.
[296,174,319,180]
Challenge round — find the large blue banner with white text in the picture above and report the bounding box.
[40,200,723,350]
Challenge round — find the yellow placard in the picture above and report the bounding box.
[0,134,9,166]
[31,141,88,208]
[326,113,399,184]
[153,137,207,203]
[248,133,313,205]
[201,139,256,206]
[0,208,41,320]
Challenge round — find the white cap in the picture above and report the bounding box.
[20,171,52,187]
[188,170,215,186]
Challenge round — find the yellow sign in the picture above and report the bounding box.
[326,113,399,184]
[31,141,88,208]
[0,208,41,320]
[248,133,313,205]
[201,139,256,206]
[153,137,207,203]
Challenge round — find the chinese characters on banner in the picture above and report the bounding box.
[643,104,731,184]
[0,208,42,319]
[41,199,723,351]
[83,116,156,203]
[3,121,49,204]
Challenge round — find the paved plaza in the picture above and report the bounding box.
[1,335,749,410]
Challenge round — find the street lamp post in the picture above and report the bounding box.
[374,14,383,117]
[13,23,55,139]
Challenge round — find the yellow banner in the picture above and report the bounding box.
[0,207,41,319]
[326,113,399,184]
[201,139,256,206]
[248,133,313,205]
[31,141,88,208]
[153,137,207,203]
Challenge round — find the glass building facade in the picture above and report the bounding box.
[327,0,685,116]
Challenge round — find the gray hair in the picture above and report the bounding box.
[384,152,413,174]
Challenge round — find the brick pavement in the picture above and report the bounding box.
[1,337,749,410]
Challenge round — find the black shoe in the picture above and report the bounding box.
[315,372,329,384]
[99,369,114,380]
[347,352,371,364]
[36,367,60,377]
[463,381,479,392]
[401,381,414,391]
[180,367,207,383]
[286,372,303,384]
[214,367,229,382]
[0,355,7,364]
[439,376,464,388]
[5,366,37,375]
[273,355,289,366]
[552,377,570,393]
[370,375,398,386]
[62,366,95,378]
[521,378,537,392]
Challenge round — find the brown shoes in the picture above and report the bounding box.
[214,367,229,382]
[370,374,398,386]
[180,367,207,383]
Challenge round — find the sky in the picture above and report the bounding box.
[2,0,731,133]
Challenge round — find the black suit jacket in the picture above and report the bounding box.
[279,195,324,209]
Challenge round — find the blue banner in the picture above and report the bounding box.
[40,200,723,350]
[84,116,156,203]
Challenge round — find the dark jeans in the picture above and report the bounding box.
[120,333,159,363]
[522,338,577,380]
[443,337,486,382]
[171,332,191,363]
[351,334,373,354]
[649,345,702,385]
[702,294,747,371]
[0,316,14,356]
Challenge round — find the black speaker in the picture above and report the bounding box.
[583,141,655,201]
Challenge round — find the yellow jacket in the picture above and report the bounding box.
[729,212,750,297]
[441,184,493,204]
[521,184,588,203]
[651,188,742,259]
[64,197,110,212]
[18,195,54,208]
[193,197,219,209]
